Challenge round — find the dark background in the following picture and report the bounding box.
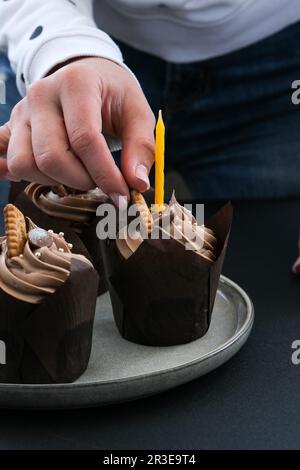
[1,198,300,450]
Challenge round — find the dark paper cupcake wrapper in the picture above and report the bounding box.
[73,218,107,296]
[12,189,107,295]
[0,255,98,384]
[101,202,232,346]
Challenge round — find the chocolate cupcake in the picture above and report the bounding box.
[13,183,108,295]
[0,204,98,384]
[101,190,232,346]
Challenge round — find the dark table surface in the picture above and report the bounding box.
[1,198,300,450]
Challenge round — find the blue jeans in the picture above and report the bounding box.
[1,21,300,231]
[119,21,300,200]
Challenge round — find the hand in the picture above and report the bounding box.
[0,57,156,206]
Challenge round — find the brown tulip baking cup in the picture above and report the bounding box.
[12,189,107,295]
[0,254,99,384]
[72,217,107,296]
[100,202,233,347]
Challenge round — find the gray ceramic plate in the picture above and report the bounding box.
[0,276,254,409]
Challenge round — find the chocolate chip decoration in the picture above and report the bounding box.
[28,228,53,249]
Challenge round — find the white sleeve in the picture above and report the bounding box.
[0,0,127,97]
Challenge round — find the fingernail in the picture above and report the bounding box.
[135,164,150,190]
[109,193,128,210]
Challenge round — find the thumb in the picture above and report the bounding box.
[120,98,155,192]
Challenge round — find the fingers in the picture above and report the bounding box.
[27,81,95,190]
[5,101,56,184]
[1,61,155,200]
[59,70,129,200]
[6,118,57,185]
[120,90,155,192]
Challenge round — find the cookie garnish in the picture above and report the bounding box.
[130,190,153,234]
[4,204,27,257]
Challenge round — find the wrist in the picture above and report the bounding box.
[46,56,92,76]
[17,31,125,95]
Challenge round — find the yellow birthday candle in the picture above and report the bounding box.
[154,110,165,212]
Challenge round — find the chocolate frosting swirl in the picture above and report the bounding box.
[0,219,91,304]
[25,183,108,224]
[116,193,217,261]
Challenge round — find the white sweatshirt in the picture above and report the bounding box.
[0,0,300,97]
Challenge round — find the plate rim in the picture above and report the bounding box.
[0,275,254,391]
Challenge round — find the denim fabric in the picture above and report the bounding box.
[119,21,300,200]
